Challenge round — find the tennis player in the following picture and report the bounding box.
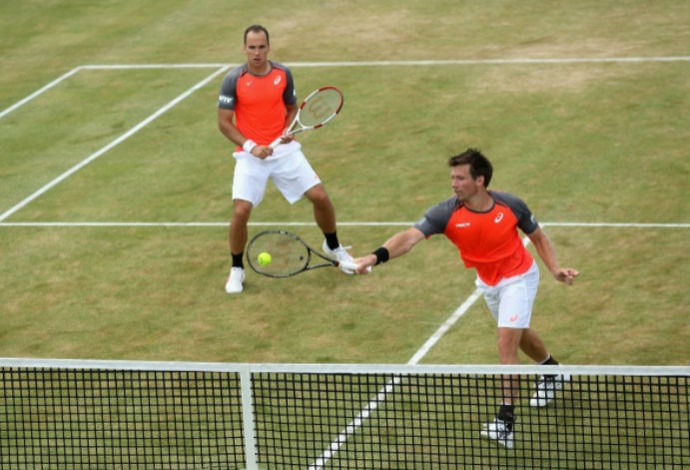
[353,148,579,448]
[217,24,354,294]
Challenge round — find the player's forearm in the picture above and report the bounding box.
[529,227,579,285]
[369,229,424,265]
[355,228,424,273]
[531,231,561,277]
[218,109,251,148]
[218,121,246,147]
[384,230,423,258]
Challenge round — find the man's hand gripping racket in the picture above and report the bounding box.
[270,86,344,149]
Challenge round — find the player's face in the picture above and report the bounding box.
[244,31,270,72]
[451,164,482,202]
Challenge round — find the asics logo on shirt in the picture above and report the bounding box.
[455,222,471,228]
[219,95,233,105]
[494,212,504,223]
[274,76,282,85]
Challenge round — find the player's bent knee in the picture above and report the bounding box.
[232,200,253,220]
[305,186,331,205]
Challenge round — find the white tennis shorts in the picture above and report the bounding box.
[231,142,321,207]
[475,261,540,329]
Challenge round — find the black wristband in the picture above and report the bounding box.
[372,247,390,265]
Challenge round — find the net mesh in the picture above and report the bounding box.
[1,361,687,469]
[254,372,689,469]
[0,367,244,469]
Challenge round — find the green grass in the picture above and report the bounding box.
[2,3,688,467]
[0,1,688,371]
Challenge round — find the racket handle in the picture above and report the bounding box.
[269,136,283,149]
[338,260,359,271]
[337,260,371,274]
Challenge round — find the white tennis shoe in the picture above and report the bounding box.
[530,373,571,407]
[225,267,245,294]
[322,241,355,275]
[480,417,515,449]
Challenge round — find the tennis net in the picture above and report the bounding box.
[1,359,687,469]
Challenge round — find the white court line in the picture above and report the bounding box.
[43,55,690,70]
[0,65,233,121]
[79,64,235,70]
[543,222,690,228]
[287,56,690,67]
[0,67,81,120]
[0,65,231,223]
[1,221,688,228]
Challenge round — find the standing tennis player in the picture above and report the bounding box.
[218,24,354,294]
[353,148,579,448]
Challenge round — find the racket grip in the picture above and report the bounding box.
[337,260,359,271]
[338,260,371,274]
[269,136,283,149]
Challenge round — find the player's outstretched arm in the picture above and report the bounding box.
[354,227,426,274]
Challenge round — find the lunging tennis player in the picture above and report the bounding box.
[353,148,579,449]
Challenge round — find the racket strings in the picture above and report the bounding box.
[298,89,342,127]
[247,233,310,277]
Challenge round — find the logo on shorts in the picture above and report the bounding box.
[494,212,504,224]
[509,314,518,322]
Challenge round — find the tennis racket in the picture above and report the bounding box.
[246,230,358,278]
[269,86,344,149]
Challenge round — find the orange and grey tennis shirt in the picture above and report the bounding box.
[414,191,540,286]
[218,61,297,149]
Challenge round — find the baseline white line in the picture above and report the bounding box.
[0,67,81,120]
[1,221,688,228]
[0,221,408,228]
[79,64,235,70]
[287,56,690,67]
[0,65,231,223]
[542,222,690,229]
[58,56,690,70]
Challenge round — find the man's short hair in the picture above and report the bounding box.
[244,24,270,44]
[448,148,493,187]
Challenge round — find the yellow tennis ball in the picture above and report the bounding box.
[257,252,272,266]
